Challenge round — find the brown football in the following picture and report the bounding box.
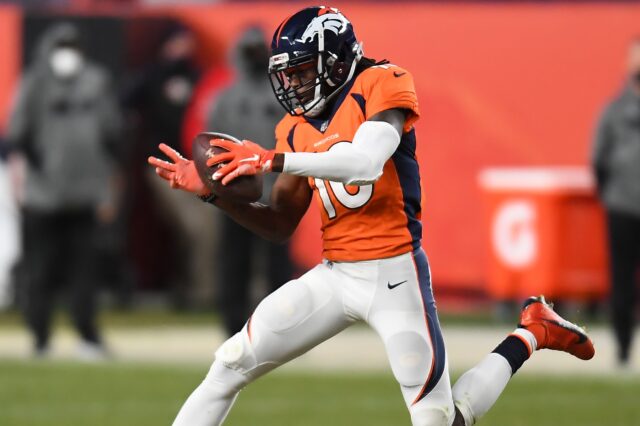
[191,132,263,203]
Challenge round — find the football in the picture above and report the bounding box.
[191,132,263,203]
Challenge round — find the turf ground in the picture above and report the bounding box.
[1,360,639,426]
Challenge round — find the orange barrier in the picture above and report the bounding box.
[479,167,608,301]
[0,6,21,133]
[160,2,638,292]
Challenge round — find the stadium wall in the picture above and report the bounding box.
[0,6,21,133]
[4,2,640,294]
[161,2,637,291]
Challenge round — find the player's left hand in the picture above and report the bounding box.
[147,143,210,196]
[207,139,275,186]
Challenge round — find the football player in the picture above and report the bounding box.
[148,6,594,426]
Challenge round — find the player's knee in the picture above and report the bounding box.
[410,405,454,426]
[201,359,250,399]
[253,280,313,333]
[386,331,431,387]
[215,330,257,375]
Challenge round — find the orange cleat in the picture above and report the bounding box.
[518,296,595,360]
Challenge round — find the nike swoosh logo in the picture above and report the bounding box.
[387,280,407,290]
[540,319,588,343]
[239,154,260,163]
[393,71,406,78]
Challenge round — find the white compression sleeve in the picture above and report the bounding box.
[282,120,401,185]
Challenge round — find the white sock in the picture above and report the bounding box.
[511,328,537,353]
[452,353,513,426]
[172,360,247,426]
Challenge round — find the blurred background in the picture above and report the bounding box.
[0,1,639,425]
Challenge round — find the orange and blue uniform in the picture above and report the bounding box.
[275,64,422,261]
[274,64,447,407]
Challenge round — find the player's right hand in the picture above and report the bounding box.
[148,143,211,196]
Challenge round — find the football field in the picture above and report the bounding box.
[1,312,639,425]
[0,360,639,426]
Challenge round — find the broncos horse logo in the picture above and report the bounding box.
[298,11,349,44]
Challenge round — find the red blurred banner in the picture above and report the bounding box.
[0,6,20,133]
[3,2,638,291]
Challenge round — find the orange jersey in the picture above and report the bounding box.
[275,64,421,261]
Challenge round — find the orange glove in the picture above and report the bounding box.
[207,139,275,186]
[147,143,210,196]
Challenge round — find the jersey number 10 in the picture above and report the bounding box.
[314,178,373,219]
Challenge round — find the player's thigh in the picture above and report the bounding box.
[215,262,353,380]
[369,309,453,424]
[368,249,453,425]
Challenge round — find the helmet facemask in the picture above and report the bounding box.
[269,39,363,117]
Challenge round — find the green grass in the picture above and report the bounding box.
[0,305,601,330]
[0,361,638,426]
[0,308,221,330]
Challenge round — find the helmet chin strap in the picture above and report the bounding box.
[302,42,364,118]
[304,98,327,117]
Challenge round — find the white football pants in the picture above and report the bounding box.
[174,248,456,425]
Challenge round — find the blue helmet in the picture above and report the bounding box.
[269,6,363,117]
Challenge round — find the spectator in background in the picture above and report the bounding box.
[6,23,122,359]
[125,24,210,309]
[592,37,640,367]
[206,26,292,336]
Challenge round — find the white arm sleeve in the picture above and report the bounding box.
[282,120,401,185]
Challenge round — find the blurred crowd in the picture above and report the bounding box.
[0,18,294,358]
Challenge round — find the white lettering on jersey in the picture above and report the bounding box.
[313,133,340,148]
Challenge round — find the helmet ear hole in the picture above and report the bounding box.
[328,62,349,86]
